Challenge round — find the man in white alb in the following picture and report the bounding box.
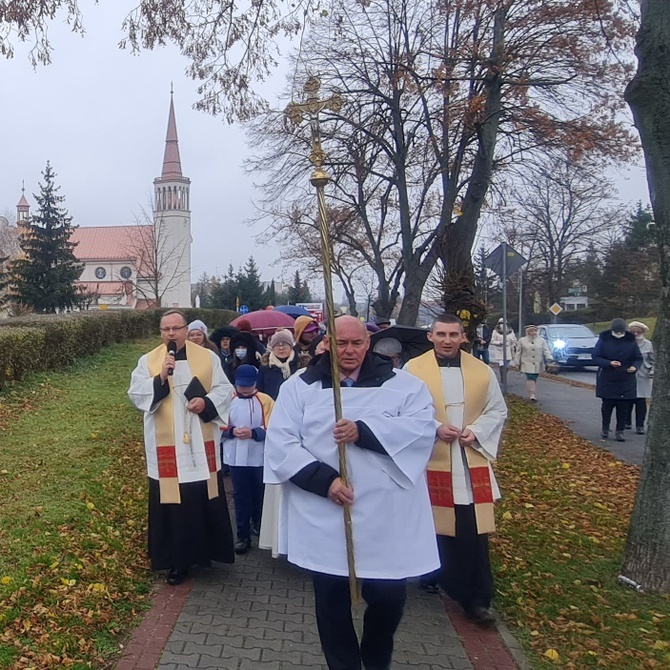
[264,316,439,670]
[406,314,507,624]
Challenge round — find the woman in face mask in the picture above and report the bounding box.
[625,321,654,434]
[592,318,643,442]
[490,317,518,380]
[223,332,261,384]
[513,325,554,402]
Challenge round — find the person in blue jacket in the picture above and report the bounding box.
[593,318,643,442]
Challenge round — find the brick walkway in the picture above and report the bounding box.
[115,540,525,670]
[116,482,525,670]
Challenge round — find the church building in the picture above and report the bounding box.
[15,93,193,310]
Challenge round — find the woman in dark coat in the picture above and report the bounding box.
[257,329,310,400]
[224,332,261,383]
[209,325,238,374]
[592,318,643,442]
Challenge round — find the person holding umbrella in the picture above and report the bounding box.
[263,316,439,670]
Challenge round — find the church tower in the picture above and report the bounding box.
[17,185,30,225]
[153,90,192,308]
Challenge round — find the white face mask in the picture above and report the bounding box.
[612,331,625,339]
[634,333,644,341]
[235,347,248,359]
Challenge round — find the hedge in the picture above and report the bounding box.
[0,308,237,389]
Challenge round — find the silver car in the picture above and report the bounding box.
[537,324,598,368]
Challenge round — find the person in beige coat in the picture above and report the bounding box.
[514,325,554,401]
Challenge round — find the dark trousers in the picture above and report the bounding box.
[230,465,264,540]
[473,348,490,365]
[601,399,633,432]
[437,504,493,612]
[312,572,406,670]
[625,398,647,428]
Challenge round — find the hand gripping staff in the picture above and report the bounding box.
[284,77,357,603]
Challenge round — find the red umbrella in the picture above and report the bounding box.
[230,309,295,335]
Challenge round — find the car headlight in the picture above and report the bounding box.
[553,339,566,350]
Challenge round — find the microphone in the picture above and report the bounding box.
[167,341,177,376]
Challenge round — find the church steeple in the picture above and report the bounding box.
[17,182,30,223]
[151,88,192,308]
[161,87,183,180]
[154,88,190,213]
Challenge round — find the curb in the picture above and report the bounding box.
[114,577,193,670]
[442,595,528,670]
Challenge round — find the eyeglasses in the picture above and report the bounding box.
[160,326,187,333]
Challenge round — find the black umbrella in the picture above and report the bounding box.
[370,325,433,361]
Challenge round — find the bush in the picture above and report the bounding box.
[0,308,237,388]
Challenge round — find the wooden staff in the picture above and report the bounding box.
[285,77,357,602]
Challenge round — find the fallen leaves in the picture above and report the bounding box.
[493,398,670,669]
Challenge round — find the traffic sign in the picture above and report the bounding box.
[549,303,563,316]
[238,304,250,314]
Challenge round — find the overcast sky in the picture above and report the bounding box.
[0,0,651,288]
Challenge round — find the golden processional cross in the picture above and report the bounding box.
[284,78,358,601]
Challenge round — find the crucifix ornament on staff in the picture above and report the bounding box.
[284,77,358,601]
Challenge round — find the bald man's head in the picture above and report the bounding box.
[326,316,370,375]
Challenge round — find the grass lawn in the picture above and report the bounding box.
[494,398,670,669]
[0,340,159,670]
[1,342,669,669]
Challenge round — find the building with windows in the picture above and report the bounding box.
[14,92,193,310]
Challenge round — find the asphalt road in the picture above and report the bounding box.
[504,368,647,467]
[556,366,598,384]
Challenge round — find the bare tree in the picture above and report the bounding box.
[494,156,619,307]
[0,1,84,65]
[121,209,190,308]
[250,0,636,325]
[620,0,670,594]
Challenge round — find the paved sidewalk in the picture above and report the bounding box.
[505,369,646,466]
[155,550,475,670]
[116,537,524,670]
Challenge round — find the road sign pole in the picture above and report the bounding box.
[502,243,508,394]
[518,270,524,335]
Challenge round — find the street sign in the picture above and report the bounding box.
[297,302,325,322]
[549,303,563,316]
[484,244,527,278]
[238,304,250,314]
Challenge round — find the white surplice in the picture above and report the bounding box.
[128,351,233,483]
[263,368,440,579]
[440,366,507,504]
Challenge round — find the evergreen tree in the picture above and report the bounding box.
[209,264,239,310]
[287,270,312,304]
[237,256,265,311]
[599,203,659,315]
[6,163,83,313]
[264,279,277,306]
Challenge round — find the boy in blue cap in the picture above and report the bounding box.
[221,364,274,554]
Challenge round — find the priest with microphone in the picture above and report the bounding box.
[128,309,235,585]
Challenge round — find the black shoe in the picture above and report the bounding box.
[166,568,187,586]
[624,423,632,430]
[234,538,251,555]
[600,427,609,439]
[636,426,645,435]
[465,606,496,625]
[615,431,626,442]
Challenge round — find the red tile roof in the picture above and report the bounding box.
[70,225,151,261]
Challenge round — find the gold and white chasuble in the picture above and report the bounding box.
[406,351,507,536]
